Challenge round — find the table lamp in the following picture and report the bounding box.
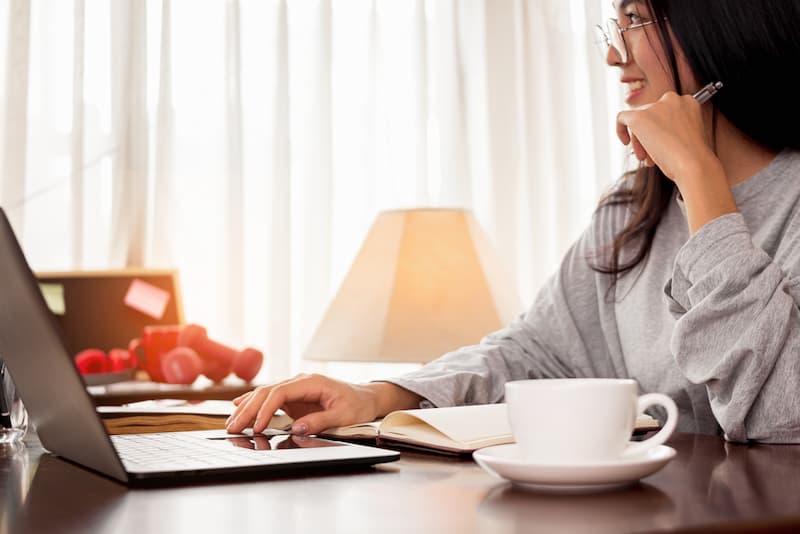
[304,208,521,363]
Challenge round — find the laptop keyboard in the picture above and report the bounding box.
[111,432,290,472]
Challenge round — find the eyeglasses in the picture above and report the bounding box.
[593,18,659,64]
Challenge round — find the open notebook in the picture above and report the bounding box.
[322,403,660,455]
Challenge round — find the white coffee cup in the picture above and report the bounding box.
[505,378,678,463]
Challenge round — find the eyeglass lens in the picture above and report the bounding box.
[593,20,627,63]
[606,20,627,63]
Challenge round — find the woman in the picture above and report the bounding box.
[227,0,800,443]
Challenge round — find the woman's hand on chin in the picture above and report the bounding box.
[616,91,736,233]
[616,91,720,185]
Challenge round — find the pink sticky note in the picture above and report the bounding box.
[124,278,170,320]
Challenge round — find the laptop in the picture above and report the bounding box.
[0,208,399,485]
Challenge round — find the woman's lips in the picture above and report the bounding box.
[624,80,645,104]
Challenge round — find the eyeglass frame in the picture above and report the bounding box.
[594,18,660,64]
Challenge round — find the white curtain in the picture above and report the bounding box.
[0,0,624,383]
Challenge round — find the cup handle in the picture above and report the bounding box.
[623,393,679,457]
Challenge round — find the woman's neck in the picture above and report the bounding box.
[713,112,780,187]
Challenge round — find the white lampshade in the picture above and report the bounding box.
[304,208,521,363]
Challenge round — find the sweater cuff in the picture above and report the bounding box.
[379,377,444,409]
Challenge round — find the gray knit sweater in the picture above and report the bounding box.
[387,149,800,443]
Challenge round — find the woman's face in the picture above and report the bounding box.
[607,0,698,107]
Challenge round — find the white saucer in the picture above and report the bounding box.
[473,444,676,493]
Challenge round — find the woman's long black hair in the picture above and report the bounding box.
[592,0,800,282]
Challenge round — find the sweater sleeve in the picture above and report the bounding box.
[385,207,623,409]
[665,212,800,443]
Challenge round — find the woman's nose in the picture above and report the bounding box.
[606,44,624,66]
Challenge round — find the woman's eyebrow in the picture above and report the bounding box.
[617,0,640,11]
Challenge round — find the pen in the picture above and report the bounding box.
[0,360,12,429]
[693,81,723,104]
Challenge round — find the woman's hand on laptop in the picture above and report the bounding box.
[225,374,422,436]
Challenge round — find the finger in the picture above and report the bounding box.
[228,374,313,432]
[252,377,325,434]
[227,389,259,427]
[232,391,252,406]
[292,406,351,436]
[630,134,648,162]
[226,385,273,433]
[227,373,312,430]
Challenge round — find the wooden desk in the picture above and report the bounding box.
[2,432,799,533]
